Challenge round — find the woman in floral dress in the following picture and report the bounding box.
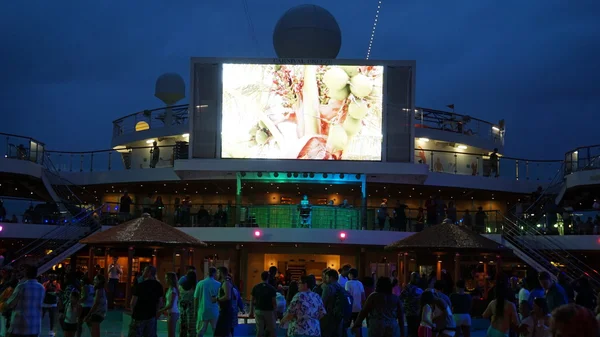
[280,275,326,337]
[178,271,197,337]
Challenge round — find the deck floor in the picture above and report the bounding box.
[30,311,490,337]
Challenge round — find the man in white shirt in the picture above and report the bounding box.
[345,268,365,337]
[108,257,122,307]
[338,264,351,288]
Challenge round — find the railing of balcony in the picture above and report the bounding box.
[414,107,504,146]
[418,149,562,182]
[112,104,189,138]
[1,132,46,164]
[93,202,504,233]
[45,145,179,172]
[564,144,600,175]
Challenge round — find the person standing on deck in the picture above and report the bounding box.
[195,267,221,337]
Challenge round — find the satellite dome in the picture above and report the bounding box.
[273,5,342,59]
[155,73,185,105]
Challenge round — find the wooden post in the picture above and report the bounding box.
[483,261,489,298]
[496,255,502,276]
[403,253,409,285]
[233,246,241,288]
[125,247,134,309]
[104,248,110,274]
[152,249,157,267]
[454,253,461,283]
[172,249,178,272]
[188,248,194,267]
[396,253,401,284]
[88,247,95,279]
[180,248,186,275]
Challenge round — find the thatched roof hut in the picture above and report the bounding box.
[80,214,206,247]
[385,223,506,252]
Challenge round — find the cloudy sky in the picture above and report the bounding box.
[1,0,599,160]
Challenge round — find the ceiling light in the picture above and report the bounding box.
[146,139,155,144]
[457,145,468,150]
[418,138,430,142]
[182,133,189,137]
[492,126,500,132]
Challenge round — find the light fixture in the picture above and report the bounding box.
[146,139,155,144]
[365,0,382,60]
[339,232,347,241]
[457,145,468,150]
[182,133,189,137]
[418,138,430,142]
[492,126,500,132]
[254,230,262,238]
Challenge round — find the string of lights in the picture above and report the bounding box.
[242,0,261,55]
[366,0,382,60]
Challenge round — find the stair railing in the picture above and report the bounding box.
[506,162,565,220]
[8,204,104,268]
[499,211,600,289]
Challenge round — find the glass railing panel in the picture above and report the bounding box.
[424,149,562,182]
[1,133,45,163]
[564,145,600,174]
[111,104,189,137]
[455,152,481,176]
[496,157,515,179]
[523,161,561,182]
[414,108,504,145]
[428,150,457,174]
[46,146,176,172]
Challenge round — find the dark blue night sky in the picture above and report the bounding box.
[1,0,599,160]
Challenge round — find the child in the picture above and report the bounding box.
[518,300,533,337]
[63,290,81,337]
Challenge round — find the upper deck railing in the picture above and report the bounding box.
[415,107,504,146]
[1,132,46,164]
[41,144,561,183]
[0,131,566,183]
[418,148,561,181]
[111,104,189,138]
[564,144,600,175]
[109,104,504,146]
[45,145,179,172]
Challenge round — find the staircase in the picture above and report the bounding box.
[499,211,600,289]
[499,163,600,289]
[8,155,103,275]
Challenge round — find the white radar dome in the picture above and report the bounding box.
[155,73,185,105]
[273,4,342,59]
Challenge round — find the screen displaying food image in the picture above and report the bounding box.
[221,63,383,161]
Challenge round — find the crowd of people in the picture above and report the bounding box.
[2,261,600,337]
[0,265,106,337]
[375,197,492,233]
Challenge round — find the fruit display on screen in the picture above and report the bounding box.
[221,63,383,160]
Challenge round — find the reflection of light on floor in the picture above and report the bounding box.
[37,310,491,337]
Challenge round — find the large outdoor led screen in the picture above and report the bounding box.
[221,64,383,160]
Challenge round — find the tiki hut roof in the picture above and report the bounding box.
[80,214,206,247]
[385,223,506,252]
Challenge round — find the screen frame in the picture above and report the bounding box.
[190,57,416,163]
